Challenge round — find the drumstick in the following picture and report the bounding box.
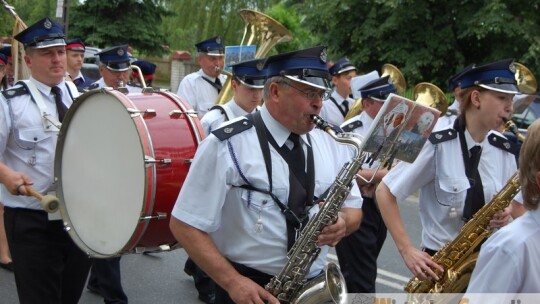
[23,186,61,213]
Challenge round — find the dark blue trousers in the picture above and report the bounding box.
[336,196,387,293]
[88,257,128,304]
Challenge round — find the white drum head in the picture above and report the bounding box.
[57,92,147,256]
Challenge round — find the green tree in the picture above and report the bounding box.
[297,0,540,90]
[68,0,171,56]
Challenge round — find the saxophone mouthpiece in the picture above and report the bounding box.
[312,115,331,131]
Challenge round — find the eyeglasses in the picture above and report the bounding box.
[282,82,329,100]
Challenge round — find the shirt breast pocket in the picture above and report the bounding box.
[434,177,470,207]
[17,127,51,148]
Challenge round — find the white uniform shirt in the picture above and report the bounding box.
[176,69,226,119]
[382,127,517,250]
[171,105,363,278]
[433,99,459,131]
[91,78,139,93]
[466,207,540,293]
[341,111,380,169]
[200,98,258,136]
[320,91,354,127]
[0,77,77,210]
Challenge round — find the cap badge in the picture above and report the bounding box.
[320,48,327,63]
[44,19,52,30]
[256,60,265,71]
[216,36,221,44]
[117,48,125,56]
[509,62,516,73]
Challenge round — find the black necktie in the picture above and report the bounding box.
[72,77,83,87]
[342,100,349,113]
[215,78,222,93]
[463,145,485,221]
[285,133,306,186]
[51,86,67,122]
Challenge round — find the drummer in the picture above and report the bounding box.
[0,17,91,303]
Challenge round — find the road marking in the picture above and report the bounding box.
[327,253,407,291]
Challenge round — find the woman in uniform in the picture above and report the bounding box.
[375,58,520,281]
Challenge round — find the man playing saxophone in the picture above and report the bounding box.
[169,46,362,304]
[375,59,519,282]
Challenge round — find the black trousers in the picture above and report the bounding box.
[336,196,387,293]
[185,257,216,297]
[214,261,273,304]
[4,207,92,304]
[88,257,128,304]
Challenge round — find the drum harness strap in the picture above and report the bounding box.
[209,104,233,122]
[226,112,330,246]
[10,80,79,132]
[328,96,348,118]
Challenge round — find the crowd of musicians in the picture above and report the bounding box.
[0,15,539,304]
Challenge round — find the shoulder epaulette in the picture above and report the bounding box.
[488,133,519,156]
[87,83,99,90]
[2,85,28,99]
[211,118,253,141]
[429,128,457,144]
[341,120,362,132]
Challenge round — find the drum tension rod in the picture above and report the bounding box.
[127,108,157,118]
[145,156,172,165]
[140,212,167,221]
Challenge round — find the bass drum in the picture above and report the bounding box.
[54,89,203,258]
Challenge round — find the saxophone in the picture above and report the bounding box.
[265,115,366,304]
[405,171,520,295]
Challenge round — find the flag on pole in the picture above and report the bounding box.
[11,17,29,82]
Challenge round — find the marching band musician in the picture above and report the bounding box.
[466,118,540,294]
[176,36,227,119]
[0,17,91,303]
[200,58,266,135]
[65,38,96,91]
[336,75,397,293]
[88,44,138,93]
[375,59,520,282]
[130,59,157,89]
[0,46,14,87]
[169,46,362,304]
[433,64,475,131]
[320,58,357,126]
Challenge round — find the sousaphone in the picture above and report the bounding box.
[215,9,293,105]
[344,64,407,121]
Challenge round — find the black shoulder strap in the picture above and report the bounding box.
[201,76,221,93]
[209,104,230,121]
[329,96,347,117]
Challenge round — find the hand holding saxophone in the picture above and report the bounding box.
[489,206,512,228]
[316,209,347,247]
[401,245,444,281]
[228,275,279,304]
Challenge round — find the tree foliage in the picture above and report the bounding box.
[69,0,171,56]
[296,0,540,89]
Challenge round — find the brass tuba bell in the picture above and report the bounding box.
[514,62,537,94]
[344,64,407,121]
[413,82,448,116]
[215,9,293,105]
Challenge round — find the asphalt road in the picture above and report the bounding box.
[0,195,421,303]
